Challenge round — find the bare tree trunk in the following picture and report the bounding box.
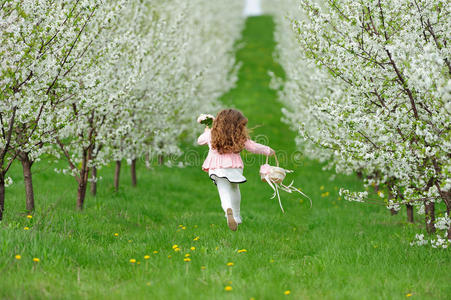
[158,155,164,166]
[20,152,35,212]
[390,208,399,216]
[406,204,414,223]
[356,171,363,179]
[145,153,151,169]
[425,201,435,234]
[443,192,451,240]
[131,159,137,187]
[90,166,97,196]
[76,148,91,210]
[436,187,451,239]
[114,160,121,192]
[77,180,87,210]
[0,174,5,221]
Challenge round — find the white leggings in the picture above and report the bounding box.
[215,177,242,224]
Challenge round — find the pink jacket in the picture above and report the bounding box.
[197,129,273,171]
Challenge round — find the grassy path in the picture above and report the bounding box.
[1,16,450,300]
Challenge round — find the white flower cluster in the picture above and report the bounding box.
[197,114,215,124]
[0,0,245,213]
[264,0,450,245]
[410,234,429,246]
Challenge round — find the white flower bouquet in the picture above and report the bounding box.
[197,114,215,127]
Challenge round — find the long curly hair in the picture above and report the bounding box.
[211,109,249,154]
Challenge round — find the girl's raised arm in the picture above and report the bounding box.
[197,128,211,145]
[244,139,273,156]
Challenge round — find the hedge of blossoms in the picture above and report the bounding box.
[264,0,450,248]
[0,0,245,219]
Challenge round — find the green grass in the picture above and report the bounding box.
[1,16,450,300]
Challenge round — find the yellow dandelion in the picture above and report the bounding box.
[224,286,232,292]
[215,247,219,250]
[32,258,40,262]
[185,253,190,257]
[153,251,158,254]
[194,225,198,228]
[168,255,172,259]
[15,254,21,260]
[26,215,33,219]
[172,244,178,249]
[174,247,181,252]
[406,294,413,297]
[128,240,132,243]
[320,185,324,190]
[193,236,200,241]
[201,266,206,270]
[190,247,196,251]
[377,191,384,198]
[226,262,234,267]
[24,226,30,230]
[146,282,151,286]
[284,290,291,295]
[237,249,247,253]
[182,226,186,230]
[269,259,275,263]
[299,199,304,204]
[144,255,150,260]
[184,258,191,262]
[114,233,119,237]
[129,258,136,263]
[137,261,141,265]
[178,225,183,228]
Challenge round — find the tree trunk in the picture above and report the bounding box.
[145,153,151,169]
[90,166,97,196]
[158,154,164,166]
[114,160,121,192]
[0,174,5,221]
[77,180,87,210]
[131,159,137,187]
[406,204,414,223]
[77,148,91,210]
[20,153,35,212]
[425,201,435,234]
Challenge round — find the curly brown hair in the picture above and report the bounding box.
[211,109,249,154]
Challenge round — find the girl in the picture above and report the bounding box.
[197,109,275,231]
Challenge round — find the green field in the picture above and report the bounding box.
[1,16,450,300]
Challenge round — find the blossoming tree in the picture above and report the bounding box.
[265,0,450,247]
[1,0,245,216]
[0,0,118,218]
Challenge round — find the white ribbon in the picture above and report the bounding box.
[263,175,312,213]
[265,174,285,213]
